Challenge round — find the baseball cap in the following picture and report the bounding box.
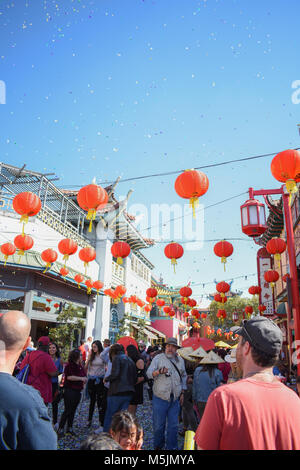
[231,317,282,356]
[38,336,51,346]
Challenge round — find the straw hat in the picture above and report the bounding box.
[177,347,197,362]
[189,346,209,359]
[225,348,237,363]
[199,350,225,364]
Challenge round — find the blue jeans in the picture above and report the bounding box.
[103,394,132,432]
[152,394,180,450]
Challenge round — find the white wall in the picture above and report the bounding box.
[0,210,99,337]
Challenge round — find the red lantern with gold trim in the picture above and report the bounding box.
[213,241,234,271]
[216,281,230,299]
[41,249,58,273]
[14,234,34,262]
[144,305,152,313]
[163,306,171,315]
[245,305,253,318]
[93,280,104,295]
[77,183,108,232]
[169,309,175,317]
[74,274,84,288]
[85,279,93,295]
[264,270,279,288]
[270,149,300,204]
[266,238,286,263]
[111,241,131,265]
[60,267,69,279]
[258,304,267,314]
[1,242,16,266]
[175,169,209,218]
[58,239,78,267]
[79,246,96,275]
[164,242,184,273]
[13,192,41,236]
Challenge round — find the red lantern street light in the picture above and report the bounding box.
[240,197,267,237]
[241,177,300,375]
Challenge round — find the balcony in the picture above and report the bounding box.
[111,261,125,286]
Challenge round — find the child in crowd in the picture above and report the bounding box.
[134,423,144,450]
[109,411,143,450]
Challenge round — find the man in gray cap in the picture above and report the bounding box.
[195,317,300,450]
[147,337,187,450]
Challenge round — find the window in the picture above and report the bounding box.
[31,294,87,319]
[0,289,25,312]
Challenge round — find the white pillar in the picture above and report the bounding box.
[94,223,114,341]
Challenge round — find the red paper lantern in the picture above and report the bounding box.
[264,270,279,288]
[53,303,59,309]
[216,281,230,299]
[282,273,290,283]
[111,241,131,265]
[77,183,108,232]
[85,279,93,294]
[93,280,104,294]
[144,305,152,313]
[169,309,175,317]
[60,267,69,278]
[156,299,165,311]
[201,313,207,319]
[213,241,234,271]
[180,286,192,299]
[13,192,41,235]
[266,238,287,262]
[191,309,200,319]
[271,149,300,203]
[146,288,157,298]
[14,234,34,260]
[188,298,197,308]
[164,242,184,273]
[248,285,261,296]
[217,309,227,320]
[1,242,16,265]
[79,246,96,274]
[74,274,84,288]
[245,306,253,318]
[58,239,78,266]
[183,311,190,318]
[163,306,171,315]
[175,170,209,218]
[137,299,145,308]
[41,248,58,272]
[115,285,126,297]
[258,305,267,314]
[45,307,51,312]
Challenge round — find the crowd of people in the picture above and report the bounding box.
[1,310,300,450]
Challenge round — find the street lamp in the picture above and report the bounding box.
[240,185,300,373]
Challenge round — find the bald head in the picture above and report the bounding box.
[0,311,31,352]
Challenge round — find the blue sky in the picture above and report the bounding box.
[0,0,299,305]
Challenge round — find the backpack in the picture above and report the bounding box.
[16,363,31,384]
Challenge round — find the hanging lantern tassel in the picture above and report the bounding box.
[117,257,123,265]
[63,254,69,268]
[221,256,227,272]
[171,258,177,273]
[87,209,97,232]
[189,195,199,219]
[4,255,8,267]
[17,250,24,264]
[20,214,29,236]
[87,287,92,295]
[285,179,298,205]
[43,262,52,274]
[84,262,89,276]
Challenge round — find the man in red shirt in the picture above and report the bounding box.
[20,336,59,405]
[195,317,300,450]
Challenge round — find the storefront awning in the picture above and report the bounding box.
[145,324,166,338]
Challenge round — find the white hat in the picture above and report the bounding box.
[225,348,237,363]
[189,346,208,359]
[177,347,197,362]
[199,351,224,365]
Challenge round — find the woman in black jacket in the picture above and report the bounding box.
[102,344,137,432]
[127,345,146,417]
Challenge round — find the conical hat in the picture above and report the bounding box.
[199,350,224,364]
[177,347,197,362]
[189,346,208,358]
